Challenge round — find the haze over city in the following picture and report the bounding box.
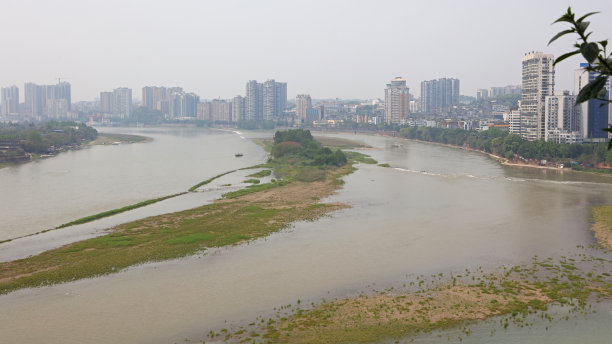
[4,1,612,343]
[2,0,612,101]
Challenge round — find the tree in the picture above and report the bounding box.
[549,7,612,147]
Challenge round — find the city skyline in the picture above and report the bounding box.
[2,1,612,102]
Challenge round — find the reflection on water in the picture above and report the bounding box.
[0,131,611,343]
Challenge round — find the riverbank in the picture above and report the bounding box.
[388,135,567,172]
[0,132,151,170]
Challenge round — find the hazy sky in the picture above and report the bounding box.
[1,0,612,102]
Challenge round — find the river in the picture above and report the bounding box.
[0,127,611,343]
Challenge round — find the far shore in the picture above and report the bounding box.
[307,128,612,175]
[89,133,152,145]
[385,134,569,171]
[0,133,151,170]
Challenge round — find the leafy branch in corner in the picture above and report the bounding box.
[548,7,612,147]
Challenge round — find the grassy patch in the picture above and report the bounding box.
[243,179,260,184]
[90,133,149,145]
[590,206,612,248]
[56,192,187,228]
[189,170,237,192]
[344,151,378,164]
[246,169,272,178]
[378,163,391,167]
[221,252,612,344]
[296,167,327,182]
[223,180,289,199]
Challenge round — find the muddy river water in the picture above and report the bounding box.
[1,128,611,343]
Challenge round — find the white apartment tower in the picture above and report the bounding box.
[1,86,19,115]
[520,52,554,141]
[262,79,287,122]
[384,77,410,124]
[508,110,521,135]
[295,94,312,124]
[544,91,580,142]
[113,87,132,119]
[246,80,263,121]
[232,95,246,122]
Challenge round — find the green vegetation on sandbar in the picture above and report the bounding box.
[89,133,149,145]
[590,206,612,249]
[223,180,290,199]
[253,135,370,153]
[188,170,237,192]
[246,169,272,178]
[0,129,360,295]
[56,192,187,228]
[378,163,391,167]
[344,151,377,164]
[243,178,261,184]
[219,251,612,344]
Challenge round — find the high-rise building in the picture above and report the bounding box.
[275,81,287,120]
[142,87,200,119]
[544,91,580,142]
[100,91,113,113]
[23,81,71,118]
[384,77,410,124]
[574,63,612,142]
[508,110,521,135]
[232,95,246,122]
[113,88,132,119]
[98,87,132,118]
[46,98,68,119]
[520,51,554,141]
[168,91,183,118]
[1,86,19,115]
[197,102,212,121]
[320,99,342,116]
[142,86,167,110]
[24,83,47,117]
[295,94,312,124]
[490,85,522,97]
[183,93,199,118]
[246,80,263,121]
[263,80,277,121]
[47,82,71,111]
[211,99,232,122]
[476,89,488,101]
[420,78,460,114]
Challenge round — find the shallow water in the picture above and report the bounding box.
[0,167,273,262]
[398,302,612,344]
[0,127,267,241]
[1,130,611,343]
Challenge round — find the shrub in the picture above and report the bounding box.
[272,141,302,158]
